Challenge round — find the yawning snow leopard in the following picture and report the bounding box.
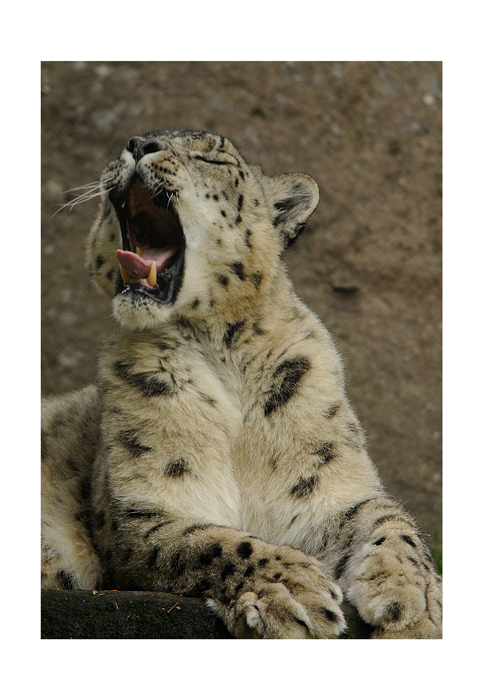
[41,129,442,638]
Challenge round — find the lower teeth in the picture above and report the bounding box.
[119,264,132,284]
[147,261,157,286]
[119,261,157,288]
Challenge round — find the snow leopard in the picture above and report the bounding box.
[41,129,442,638]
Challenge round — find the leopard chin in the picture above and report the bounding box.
[112,277,181,330]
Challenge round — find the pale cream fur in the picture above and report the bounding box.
[42,130,442,638]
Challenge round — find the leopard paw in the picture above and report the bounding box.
[208,547,346,639]
[346,541,442,639]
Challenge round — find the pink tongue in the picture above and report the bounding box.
[116,247,179,280]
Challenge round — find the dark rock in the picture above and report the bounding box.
[41,590,371,639]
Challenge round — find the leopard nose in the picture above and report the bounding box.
[126,137,167,161]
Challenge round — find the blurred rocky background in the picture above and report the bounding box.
[41,61,442,559]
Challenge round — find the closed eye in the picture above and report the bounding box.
[194,154,238,166]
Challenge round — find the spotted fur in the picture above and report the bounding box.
[42,130,442,638]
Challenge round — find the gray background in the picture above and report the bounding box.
[41,61,442,555]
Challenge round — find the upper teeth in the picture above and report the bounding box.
[128,189,138,217]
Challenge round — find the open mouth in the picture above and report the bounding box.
[113,177,185,304]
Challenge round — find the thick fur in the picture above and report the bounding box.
[41,129,442,638]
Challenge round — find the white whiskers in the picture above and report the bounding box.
[151,181,167,199]
[151,180,179,209]
[50,180,113,218]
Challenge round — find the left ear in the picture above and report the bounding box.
[263,173,319,249]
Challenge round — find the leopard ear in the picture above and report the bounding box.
[264,173,319,249]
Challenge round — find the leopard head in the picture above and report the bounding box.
[86,129,319,330]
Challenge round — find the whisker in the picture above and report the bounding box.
[152,180,178,202]
[59,173,115,196]
[51,185,114,218]
[62,181,103,194]
[151,181,167,199]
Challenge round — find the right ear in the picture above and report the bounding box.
[260,172,319,249]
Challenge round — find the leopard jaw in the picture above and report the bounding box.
[113,177,185,304]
